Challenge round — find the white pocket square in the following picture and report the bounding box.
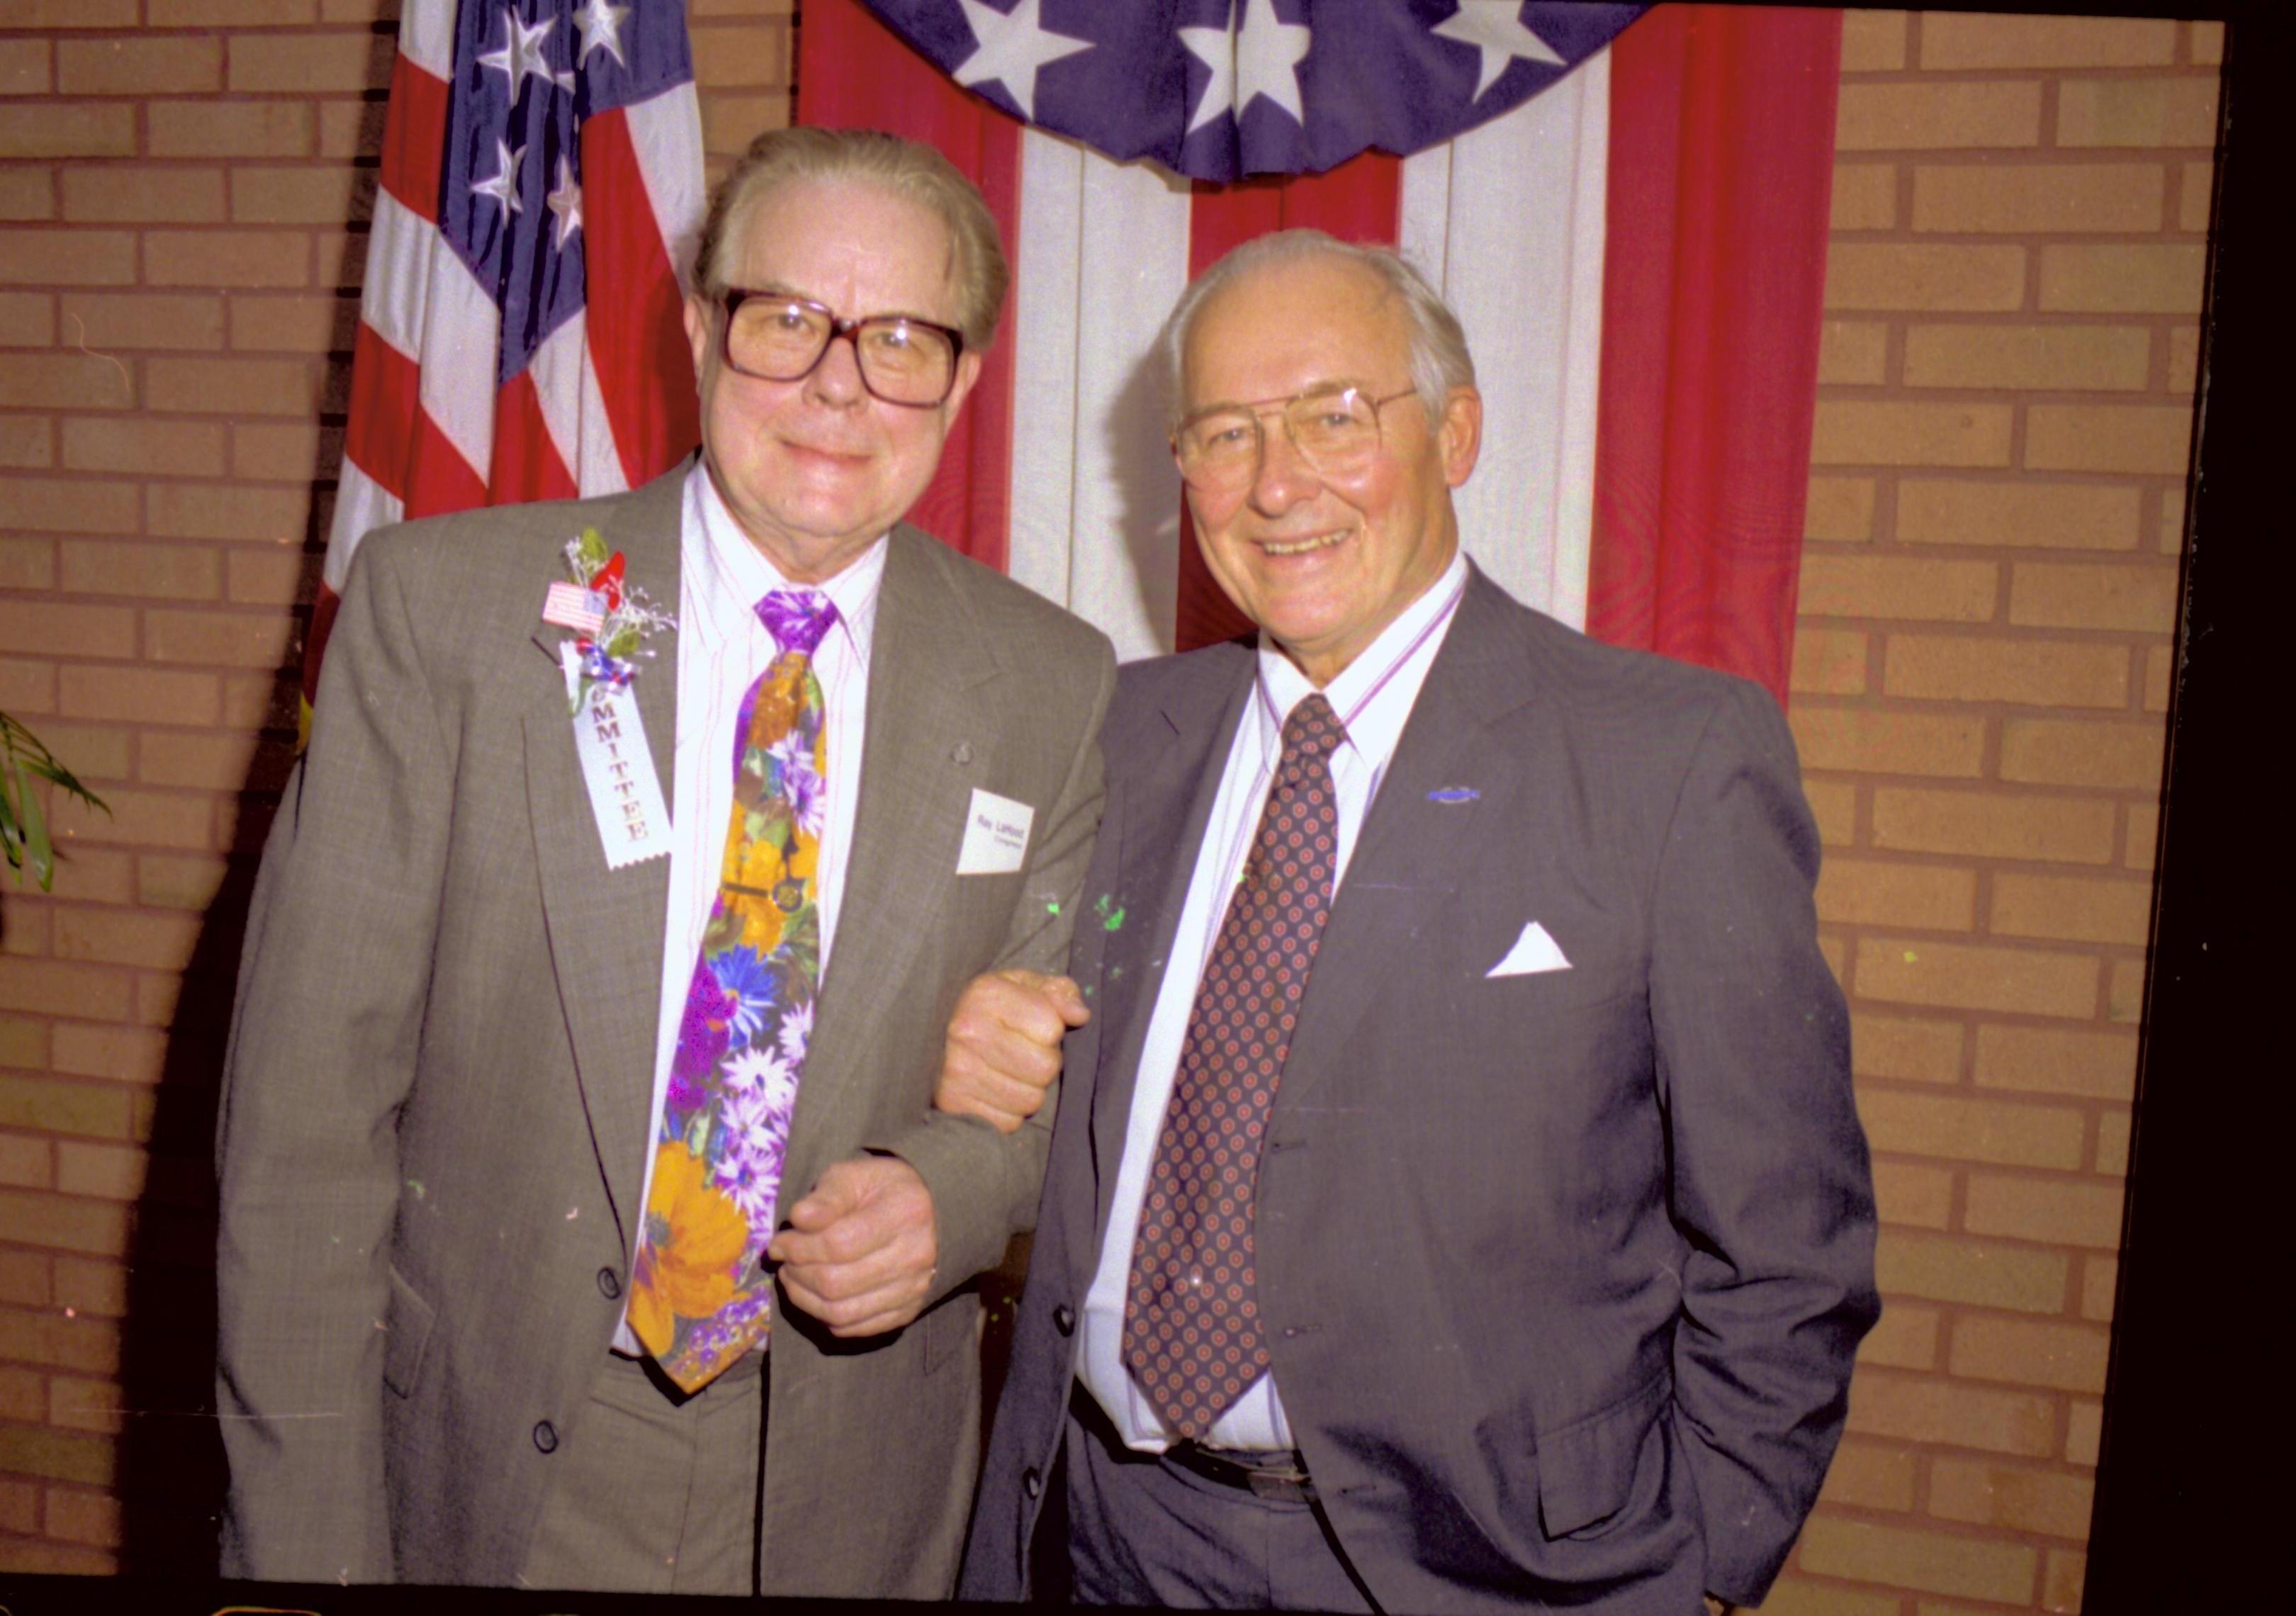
[1486,921,1572,979]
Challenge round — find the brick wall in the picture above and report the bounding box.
[1766,12,2217,1615]
[0,0,792,1573]
[0,4,2217,1605]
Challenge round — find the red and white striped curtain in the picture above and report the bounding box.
[797,0,1840,705]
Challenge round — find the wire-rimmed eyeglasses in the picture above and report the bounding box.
[1171,385,1421,494]
[714,288,967,408]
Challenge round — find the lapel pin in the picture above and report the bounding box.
[1427,786,1480,804]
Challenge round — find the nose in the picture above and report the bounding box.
[1248,415,1322,515]
[801,329,868,408]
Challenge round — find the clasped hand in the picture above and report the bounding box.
[933,967,1088,1132]
[767,1155,938,1337]
[766,970,1084,1337]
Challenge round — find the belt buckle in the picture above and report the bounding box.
[1245,1465,1312,1503]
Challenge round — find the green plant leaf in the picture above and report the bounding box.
[16,758,50,890]
[574,525,611,578]
[0,759,23,882]
[0,709,108,887]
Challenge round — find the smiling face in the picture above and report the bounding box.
[1178,252,1481,686]
[684,176,981,582]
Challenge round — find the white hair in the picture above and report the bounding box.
[1158,228,1477,425]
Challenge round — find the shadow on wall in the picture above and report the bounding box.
[111,451,330,1581]
[1105,305,1186,660]
[1103,284,1253,656]
[104,119,387,1567]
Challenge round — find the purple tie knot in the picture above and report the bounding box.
[758,590,838,657]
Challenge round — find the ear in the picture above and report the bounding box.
[683,295,714,383]
[940,348,986,425]
[1439,386,1483,488]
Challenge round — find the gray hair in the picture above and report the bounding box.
[1159,229,1477,425]
[693,125,1012,354]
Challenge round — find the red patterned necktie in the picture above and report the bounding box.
[1123,692,1346,1439]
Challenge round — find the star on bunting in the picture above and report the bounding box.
[571,0,631,69]
[1430,0,1565,102]
[1180,0,1312,134]
[953,0,1093,122]
[1234,0,1312,125]
[1176,13,1239,137]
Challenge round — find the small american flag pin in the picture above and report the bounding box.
[542,581,607,636]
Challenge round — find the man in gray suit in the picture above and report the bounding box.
[214,128,1112,1595]
[948,231,1876,1612]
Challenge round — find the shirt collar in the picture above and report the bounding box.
[1253,550,1469,765]
[687,460,887,662]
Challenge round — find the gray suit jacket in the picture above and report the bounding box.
[214,466,1115,1594]
[962,568,1876,1612]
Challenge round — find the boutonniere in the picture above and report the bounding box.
[543,526,676,715]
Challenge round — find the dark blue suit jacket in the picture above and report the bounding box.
[961,567,1877,1611]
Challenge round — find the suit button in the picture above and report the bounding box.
[532,1421,559,1454]
[596,1267,622,1300]
[1023,1466,1043,1500]
[1053,1304,1075,1336]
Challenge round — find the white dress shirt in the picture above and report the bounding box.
[612,463,885,1354]
[1076,552,1470,1452]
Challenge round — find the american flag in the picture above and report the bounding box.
[305,0,704,727]
[806,1,1841,702]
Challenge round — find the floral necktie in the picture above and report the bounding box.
[630,589,838,1392]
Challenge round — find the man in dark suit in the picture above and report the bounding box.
[213,129,1112,1595]
[947,230,1876,1613]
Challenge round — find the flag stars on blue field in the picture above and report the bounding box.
[953,0,1092,122]
[439,2,691,384]
[1432,1,1567,102]
[548,154,584,249]
[892,0,1646,183]
[572,0,632,68]
[1181,0,1312,134]
[479,5,575,101]
[472,135,529,220]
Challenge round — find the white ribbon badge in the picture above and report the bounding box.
[565,645,673,870]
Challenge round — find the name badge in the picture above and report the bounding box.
[955,787,1033,876]
[565,644,673,870]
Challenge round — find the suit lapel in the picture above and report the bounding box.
[784,529,1001,1196]
[1276,571,1540,1116]
[1089,652,1256,1234]
[526,472,687,1243]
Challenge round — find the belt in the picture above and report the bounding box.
[1161,1440,1318,1505]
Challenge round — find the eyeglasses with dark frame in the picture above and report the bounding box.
[714,288,967,408]
[1171,384,1422,495]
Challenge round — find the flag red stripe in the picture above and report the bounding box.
[302,582,342,710]
[377,48,448,223]
[490,370,582,505]
[1173,155,1404,653]
[1186,157,1404,272]
[796,0,1020,571]
[344,321,488,519]
[580,107,702,488]
[344,321,420,505]
[403,407,490,519]
[1587,4,1840,705]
